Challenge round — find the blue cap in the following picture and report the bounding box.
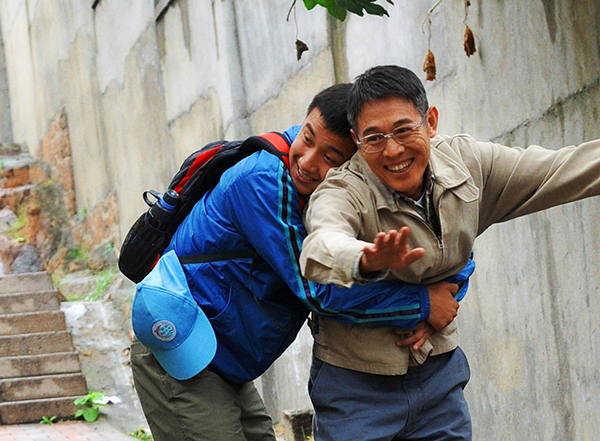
[132,250,217,380]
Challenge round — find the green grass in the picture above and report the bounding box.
[40,416,57,425]
[127,428,153,441]
[89,269,115,301]
[4,204,28,242]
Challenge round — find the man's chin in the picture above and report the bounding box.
[292,175,317,196]
[296,182,317,196]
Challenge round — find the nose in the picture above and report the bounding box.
[382,137,406,156]
[299,148,319,173]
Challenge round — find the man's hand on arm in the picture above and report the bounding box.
[427,281,460,330]
[394,281,459,351]
[396,322,435,351]
[359,227,425,274]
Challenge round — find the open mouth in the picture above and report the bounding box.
[297,165,317,182]
[385,158,413,173]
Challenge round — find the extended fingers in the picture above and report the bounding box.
[404,247,426,265]
[373,231,399,252]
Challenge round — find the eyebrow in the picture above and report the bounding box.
[326,144,346,159]
[362,117,416,135]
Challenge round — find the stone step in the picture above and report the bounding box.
[0,395,80,425]
[0,331,75,357]
[0,272,54,294]
[0,310,67,335]
[0,352,82,379]
[0,373,87,402]
[0,154,32,189]
[0,290,60,314]
[0,184,34,214]
[0,272,92,425]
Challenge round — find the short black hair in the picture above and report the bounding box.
[306,83,353,140]
[347,65,429,130]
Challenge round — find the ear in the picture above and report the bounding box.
[426,106,439,138]
[350,128,359,145]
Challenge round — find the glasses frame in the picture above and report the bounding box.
[357,114,427,154]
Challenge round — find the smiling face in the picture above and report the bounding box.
[289,108,357,196]
[352,97,438,200]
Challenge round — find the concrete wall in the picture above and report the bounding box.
[0,0,599,438]
[0,13,12,144]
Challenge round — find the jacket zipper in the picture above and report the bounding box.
[403,210,445,250]
[432,180,445,253]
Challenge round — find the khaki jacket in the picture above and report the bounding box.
[301,134,600,375]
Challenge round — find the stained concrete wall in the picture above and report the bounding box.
[0,0,599,438]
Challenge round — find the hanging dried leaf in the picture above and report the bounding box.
[464,0,471,6]
[463,26,476,57]
[295,39,309,60]
[422,49,436,81]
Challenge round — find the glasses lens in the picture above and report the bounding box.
[392,125,419,145]
[360,116,425,153]
[362,135,386,153]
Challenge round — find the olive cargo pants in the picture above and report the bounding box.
[130,339,277,441]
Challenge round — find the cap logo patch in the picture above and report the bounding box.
[152,320,176,342]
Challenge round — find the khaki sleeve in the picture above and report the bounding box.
[456,137,600,233]
[300,179,373,287]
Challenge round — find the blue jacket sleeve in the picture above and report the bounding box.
[226,151,473,330]
[310,258,474,328]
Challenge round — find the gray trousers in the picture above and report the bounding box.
[309,348,471,441]
[130,339,277,441]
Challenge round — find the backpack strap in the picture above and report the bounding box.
[252,131,309,209]
[255,132,291,169]
[179,250,256,265]
[178,131,291,266]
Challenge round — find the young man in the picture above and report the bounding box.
[130,83,467,441]
[300,65,600,441]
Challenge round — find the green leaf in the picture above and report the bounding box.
[336,0,390,17]
[74,397,89,406]
[75,408,85,419]
[82,407,100,423]
[362,2,389,16]
[325,1,348,20]
[311,0,346,21]
[300,0,348,21]
[336,0,364,16]
[303,0,318,10]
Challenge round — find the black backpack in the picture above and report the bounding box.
[118,132,291,283]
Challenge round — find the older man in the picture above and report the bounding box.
[300,65,600,441]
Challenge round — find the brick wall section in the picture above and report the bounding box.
[0,109,119,274]
[36,110,76,217]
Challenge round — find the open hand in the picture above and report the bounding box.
[360,227,425,274]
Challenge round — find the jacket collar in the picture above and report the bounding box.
[429,135,472,190]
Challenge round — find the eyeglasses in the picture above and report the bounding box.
[356,115,427,154]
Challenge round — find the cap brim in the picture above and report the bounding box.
[151,307,217,381]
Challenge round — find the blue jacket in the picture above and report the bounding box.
[167,127,473,384]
